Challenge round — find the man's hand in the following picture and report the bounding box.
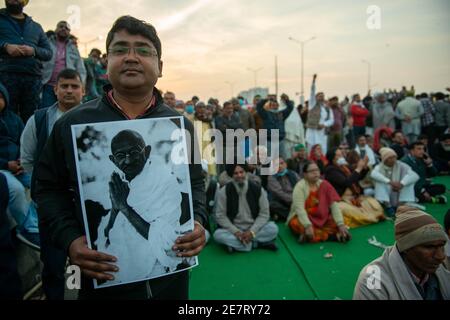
[18,45,35,56]
[234,231,244,242]
[305,226,314,242]
[172,221,206,257]
[422,191,432,202]
[337,225,351,243]
[313,74,317,82]
[317,124,325,130]
[240,230,254,244]
[390,181,403,192]
[347,116,354,128]
[8,160,24,175]
[424,155,433,166]
[68,236,118,281]
[109,172,130,212]
[404,115,412,123]
[5,44,24,57]
[280,93,289,103]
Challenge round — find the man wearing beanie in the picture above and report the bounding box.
[213,163,279,253]
[371,147,419,215]
[0,0,52,123]
[354,206,450,300]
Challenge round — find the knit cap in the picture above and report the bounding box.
[395,206,447,252]
[379,147,397,163]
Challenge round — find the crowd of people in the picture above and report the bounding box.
[0,0,449,300]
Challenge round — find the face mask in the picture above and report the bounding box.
[239,99,244,106]
[276,168,288,177]
[442,143,450,152]
[185,105,194,114]
[336,157,348,166]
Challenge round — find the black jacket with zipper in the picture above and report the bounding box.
[34,85,207,298]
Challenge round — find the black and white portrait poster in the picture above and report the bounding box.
[71,116,198,288]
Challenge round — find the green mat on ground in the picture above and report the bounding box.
[189,237,316,299]
[190,177,450,300]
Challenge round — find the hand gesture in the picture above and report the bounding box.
[109,172,130,212]
[5,44,24,57]
[18,45,35,56]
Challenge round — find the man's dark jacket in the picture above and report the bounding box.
[0,9,52,76]
[34,85,207,298]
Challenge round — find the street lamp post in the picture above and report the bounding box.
[361,59,371,92]
[288,36,316,105]
[247,67,263,88]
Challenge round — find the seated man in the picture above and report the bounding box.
[430,133,450,174]
[390,130,409,159]
[355,134,377,166]
[0,82,39,249]
[371,147,419,216]
[213,163,278,252]
[354,206,450,300]
[0,172,22,299]
[287,161,351,243]
[401,142,447,204]
[267,157,299,221]
[286,143,308,178]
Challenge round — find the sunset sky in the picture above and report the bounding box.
[24,0,450,103]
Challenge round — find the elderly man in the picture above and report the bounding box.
[267,157,299,221]
[372,92,395,131]
[214,163,278,252]
[354,206,450,300]
[371,147,419,215]
[41,21,86,108]
[93,129,186,286]
[0,0,52,122]
[286,144,308,178]
[305,74,334,154]
[34,16,207,299]
[395,92,424,143]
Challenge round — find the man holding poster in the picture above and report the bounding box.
[34,15,207,299]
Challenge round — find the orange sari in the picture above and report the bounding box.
[289,186,339,243]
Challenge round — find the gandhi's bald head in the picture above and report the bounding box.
[109,130,151,181]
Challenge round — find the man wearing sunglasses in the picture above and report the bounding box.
[34,16,207,299]
[41,21,86,108]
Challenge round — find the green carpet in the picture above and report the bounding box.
[190,177,450,300]
[189,237,316,299]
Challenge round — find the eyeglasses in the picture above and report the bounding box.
[113,147,145,162]
[108,46,158,58]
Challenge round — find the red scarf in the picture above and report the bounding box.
[307,180,340,228]
[309,144,328,166]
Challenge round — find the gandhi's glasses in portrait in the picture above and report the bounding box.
[112,147,145,162]
[107,46,158,58]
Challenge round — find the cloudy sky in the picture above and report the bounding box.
[25,0,450,103]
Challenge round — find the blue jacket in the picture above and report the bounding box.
[256,99,294,140]
[0,9,52,76]
[0,83,24,170]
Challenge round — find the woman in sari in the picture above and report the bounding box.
[324,148,385,228]
[308,144,328,174]
[287,161,351,243]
